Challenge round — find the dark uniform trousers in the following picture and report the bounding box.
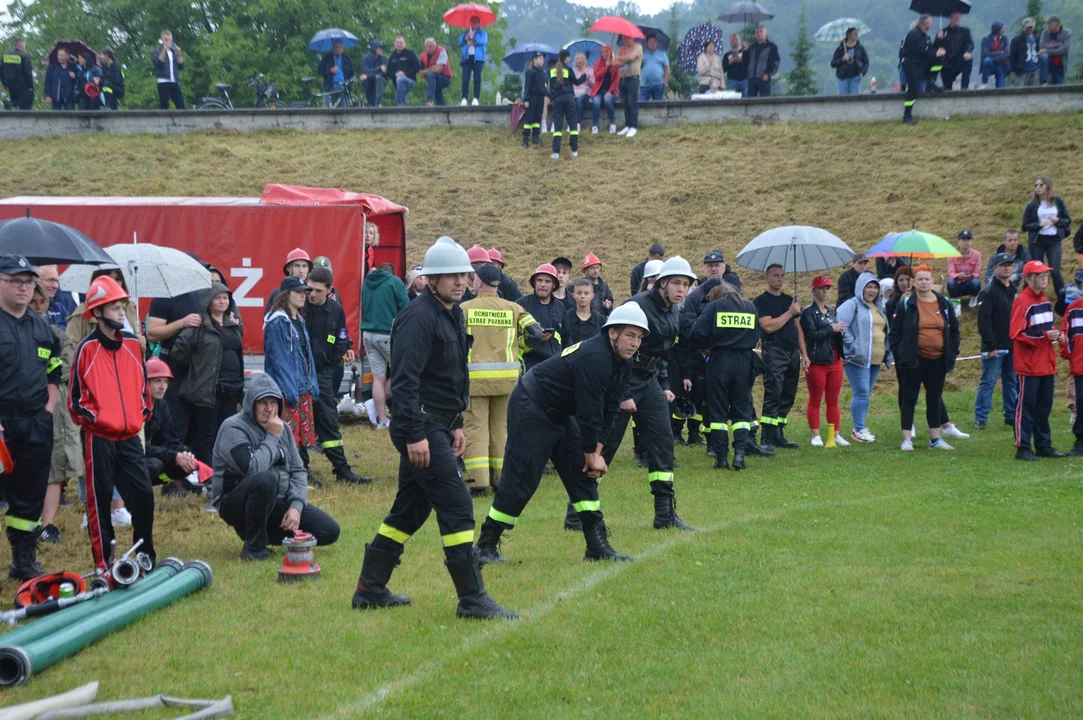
[315,367,350,474]
[761,343,800,427]
[550,94,579,155]
[0,410,52,534]
[603,371,675,498]
[706,349,755,452]
[902,61,935,118]
[488,385,602,529]
[84,433,155,572]
[146,456,188,485]
[371,421,476,562]
[218,471,340,553]
[1015,374,1054,451]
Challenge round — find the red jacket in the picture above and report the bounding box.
[1011,286,1057,376]
[1060,298,1083,376]
[420,45,453,79]
[69,329,151,441]
[591,55,620,99]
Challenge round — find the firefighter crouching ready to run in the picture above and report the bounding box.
[460,263,542,496]
[0,256,62,586]
[351,236,517,620]
[476,303,648,566]
[69,276,156,579]
[602,256,697,531]
[691,281,763,471]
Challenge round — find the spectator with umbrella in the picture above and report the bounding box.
[934,11,975,90]
[696,39,724,94]
[746,26,780,98]
[590,44,619,134]
[571,52,594,130]
[44,47,77,110]
[611,33,643,136]
[901,14,946,125]
[151,30,185,110]
[830,27,869,95]
[457,15,490,105]
[723,33,750,97]
[316,35,357,108]
[74,51,102,111]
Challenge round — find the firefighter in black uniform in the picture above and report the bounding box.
[520,52,548,148]
[476,303,650,566]
[548,49,587,159]
[0,256,61,586]
[691,280,761,470]
[2,38,34,110]
[351,237,516,620]
[304,266,369,485]
[517,263,566,371]
[603,256,696,531]
[675,276,721,448]
[901,14,945,125]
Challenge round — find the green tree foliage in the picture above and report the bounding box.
[785,4,817,96]
[3,0,506,107]
[1026,0,1044,29]
[666,3,695,99]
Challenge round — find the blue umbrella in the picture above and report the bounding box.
[564,38,603,66]
[308,29,360,53]
[503,43,558,72]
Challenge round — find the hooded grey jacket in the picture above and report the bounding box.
[837,271,893,368]
[210,374,307,512]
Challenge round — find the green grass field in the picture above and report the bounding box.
[1,388,1080,717]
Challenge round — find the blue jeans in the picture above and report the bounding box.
[638,83,665,101]
[844,363,881,432]
[1038,53,1066,85]
[975,350,1018,424]
[747,77,771,97]
[898,65,927,92]
[726,79,748,97]
[425,72,449,104]
[574,95,589,126]
[836,76,861,95]
[394,75,416,106]
[946,277,981,298]
[591,92,616,126]
[461,59,483,100]
[981,57,1008,87]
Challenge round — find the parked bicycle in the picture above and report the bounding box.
[288,77,359,109]
[196,74,285,110]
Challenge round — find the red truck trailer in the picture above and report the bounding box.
[0,184,408,354]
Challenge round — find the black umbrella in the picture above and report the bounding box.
[46,40,99,68]
[636,25,671,50]
[908,0,971,17]
[717,2,775,24]
[0,211,114,265]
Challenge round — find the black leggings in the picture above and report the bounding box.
[191,388,242,466]
[898,357,947,430]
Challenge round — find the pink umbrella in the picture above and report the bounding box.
[510,103,525,133]
[444,3,497,29]
[589,16,646,39]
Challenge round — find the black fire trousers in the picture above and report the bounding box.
[315,368,351,475]
[761,343,800,427]
[706,349,755,451]
[603,370,675,498]
[0,410,52,536]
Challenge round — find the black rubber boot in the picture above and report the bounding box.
[352,544,411,609]
[711,431,729,470]
[673,419,687,446]
[746,436,775,457]
[522,130,530,148]
[476,521,507,566]
[652,489,694,531]
[583,520,632,562]
[759,425,776,451]
[686,425,706,446]
[637,452,650,468]
[563,502,582,531]
[336,468,372,484]
[903,106,917,125]
[447,549,518,620]
[531,128,540,145]
[1036,446,1066,458]
[1015,448,1038,462]
[774,424,799,449]
[7,529,45,581]
[732,445,747,470]
[1068,439,1083,457]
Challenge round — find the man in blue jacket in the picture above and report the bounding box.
[361,40,388,107]
[458,16,487,106]
[318,39,355,107]
[44,48,76,110]
[980,22,1010,88]
[151,30,185,109]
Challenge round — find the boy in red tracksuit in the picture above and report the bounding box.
[1010,260,1065,461]
[69,276,155,577]
[1060,295,1083,456]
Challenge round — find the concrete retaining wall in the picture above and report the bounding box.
[1,85,1078,139]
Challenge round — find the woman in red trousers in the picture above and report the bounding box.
[798,276,848,447]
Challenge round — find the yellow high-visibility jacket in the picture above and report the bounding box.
[461,293,543,396]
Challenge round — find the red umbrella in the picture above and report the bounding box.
[444,3,497,28]
[589,16,646,39]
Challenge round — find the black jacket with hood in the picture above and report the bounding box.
[171,282,244,408]
[831,42,869,80]
[1022,197,1072,246]
[888,292,961,372]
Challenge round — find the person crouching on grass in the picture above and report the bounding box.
[69,276,156,579]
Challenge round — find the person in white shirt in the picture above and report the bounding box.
[151,30,185,109]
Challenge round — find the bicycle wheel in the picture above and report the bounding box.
[288,101,314,109]
[196,99,229,110]
[264,100,287,110]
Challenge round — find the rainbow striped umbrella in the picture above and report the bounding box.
[866,230,961,259]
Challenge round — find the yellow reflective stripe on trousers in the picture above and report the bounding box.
[378,523,411,544]
[904,100,916,107]
[572,500,600,512]
[441,530,474,547]
[731,422,751,431]
[488,507,517,526]
[321,439,344,449]
[708,422,727,431]
[463,457,489,470]
[5,515,40,532]
[648,471,673,482]
[469,369,520,380]
[760,416,777,425]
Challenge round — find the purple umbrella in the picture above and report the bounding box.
[677,24,725,73]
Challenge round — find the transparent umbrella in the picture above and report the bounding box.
[60,239,212,302]
[736,224,855,297]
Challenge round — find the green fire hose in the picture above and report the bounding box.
[0,559,183,650]
[0,561,212,686]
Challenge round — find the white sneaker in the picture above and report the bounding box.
[81,513,88,528]
[968,296,978,309]
[591,126,598,135]
[609,124,617,134]
[930,438,955,451]
[541,121,548,133]
[376,420,390,430]
[901,438,914,453]
[571,151,578,158]
[471,98,479,106]
[626,128,638,137]
[834,434,851,447]
[810,435,824,447]
[550,152,560,160]
[941,423,970,439]
[911,426,917,436]
[617,126,630,136]
[460,98,468,106]
[111,507,132,527]
[852,428,875,443]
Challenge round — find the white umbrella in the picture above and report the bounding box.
[60,242,212,300]
[735,225,855,296]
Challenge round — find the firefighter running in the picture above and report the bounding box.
[476,303,648,565]
[351,237,516,620]
[460,263,542,495]
[691,281,763,470]
[602,256,696,531]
